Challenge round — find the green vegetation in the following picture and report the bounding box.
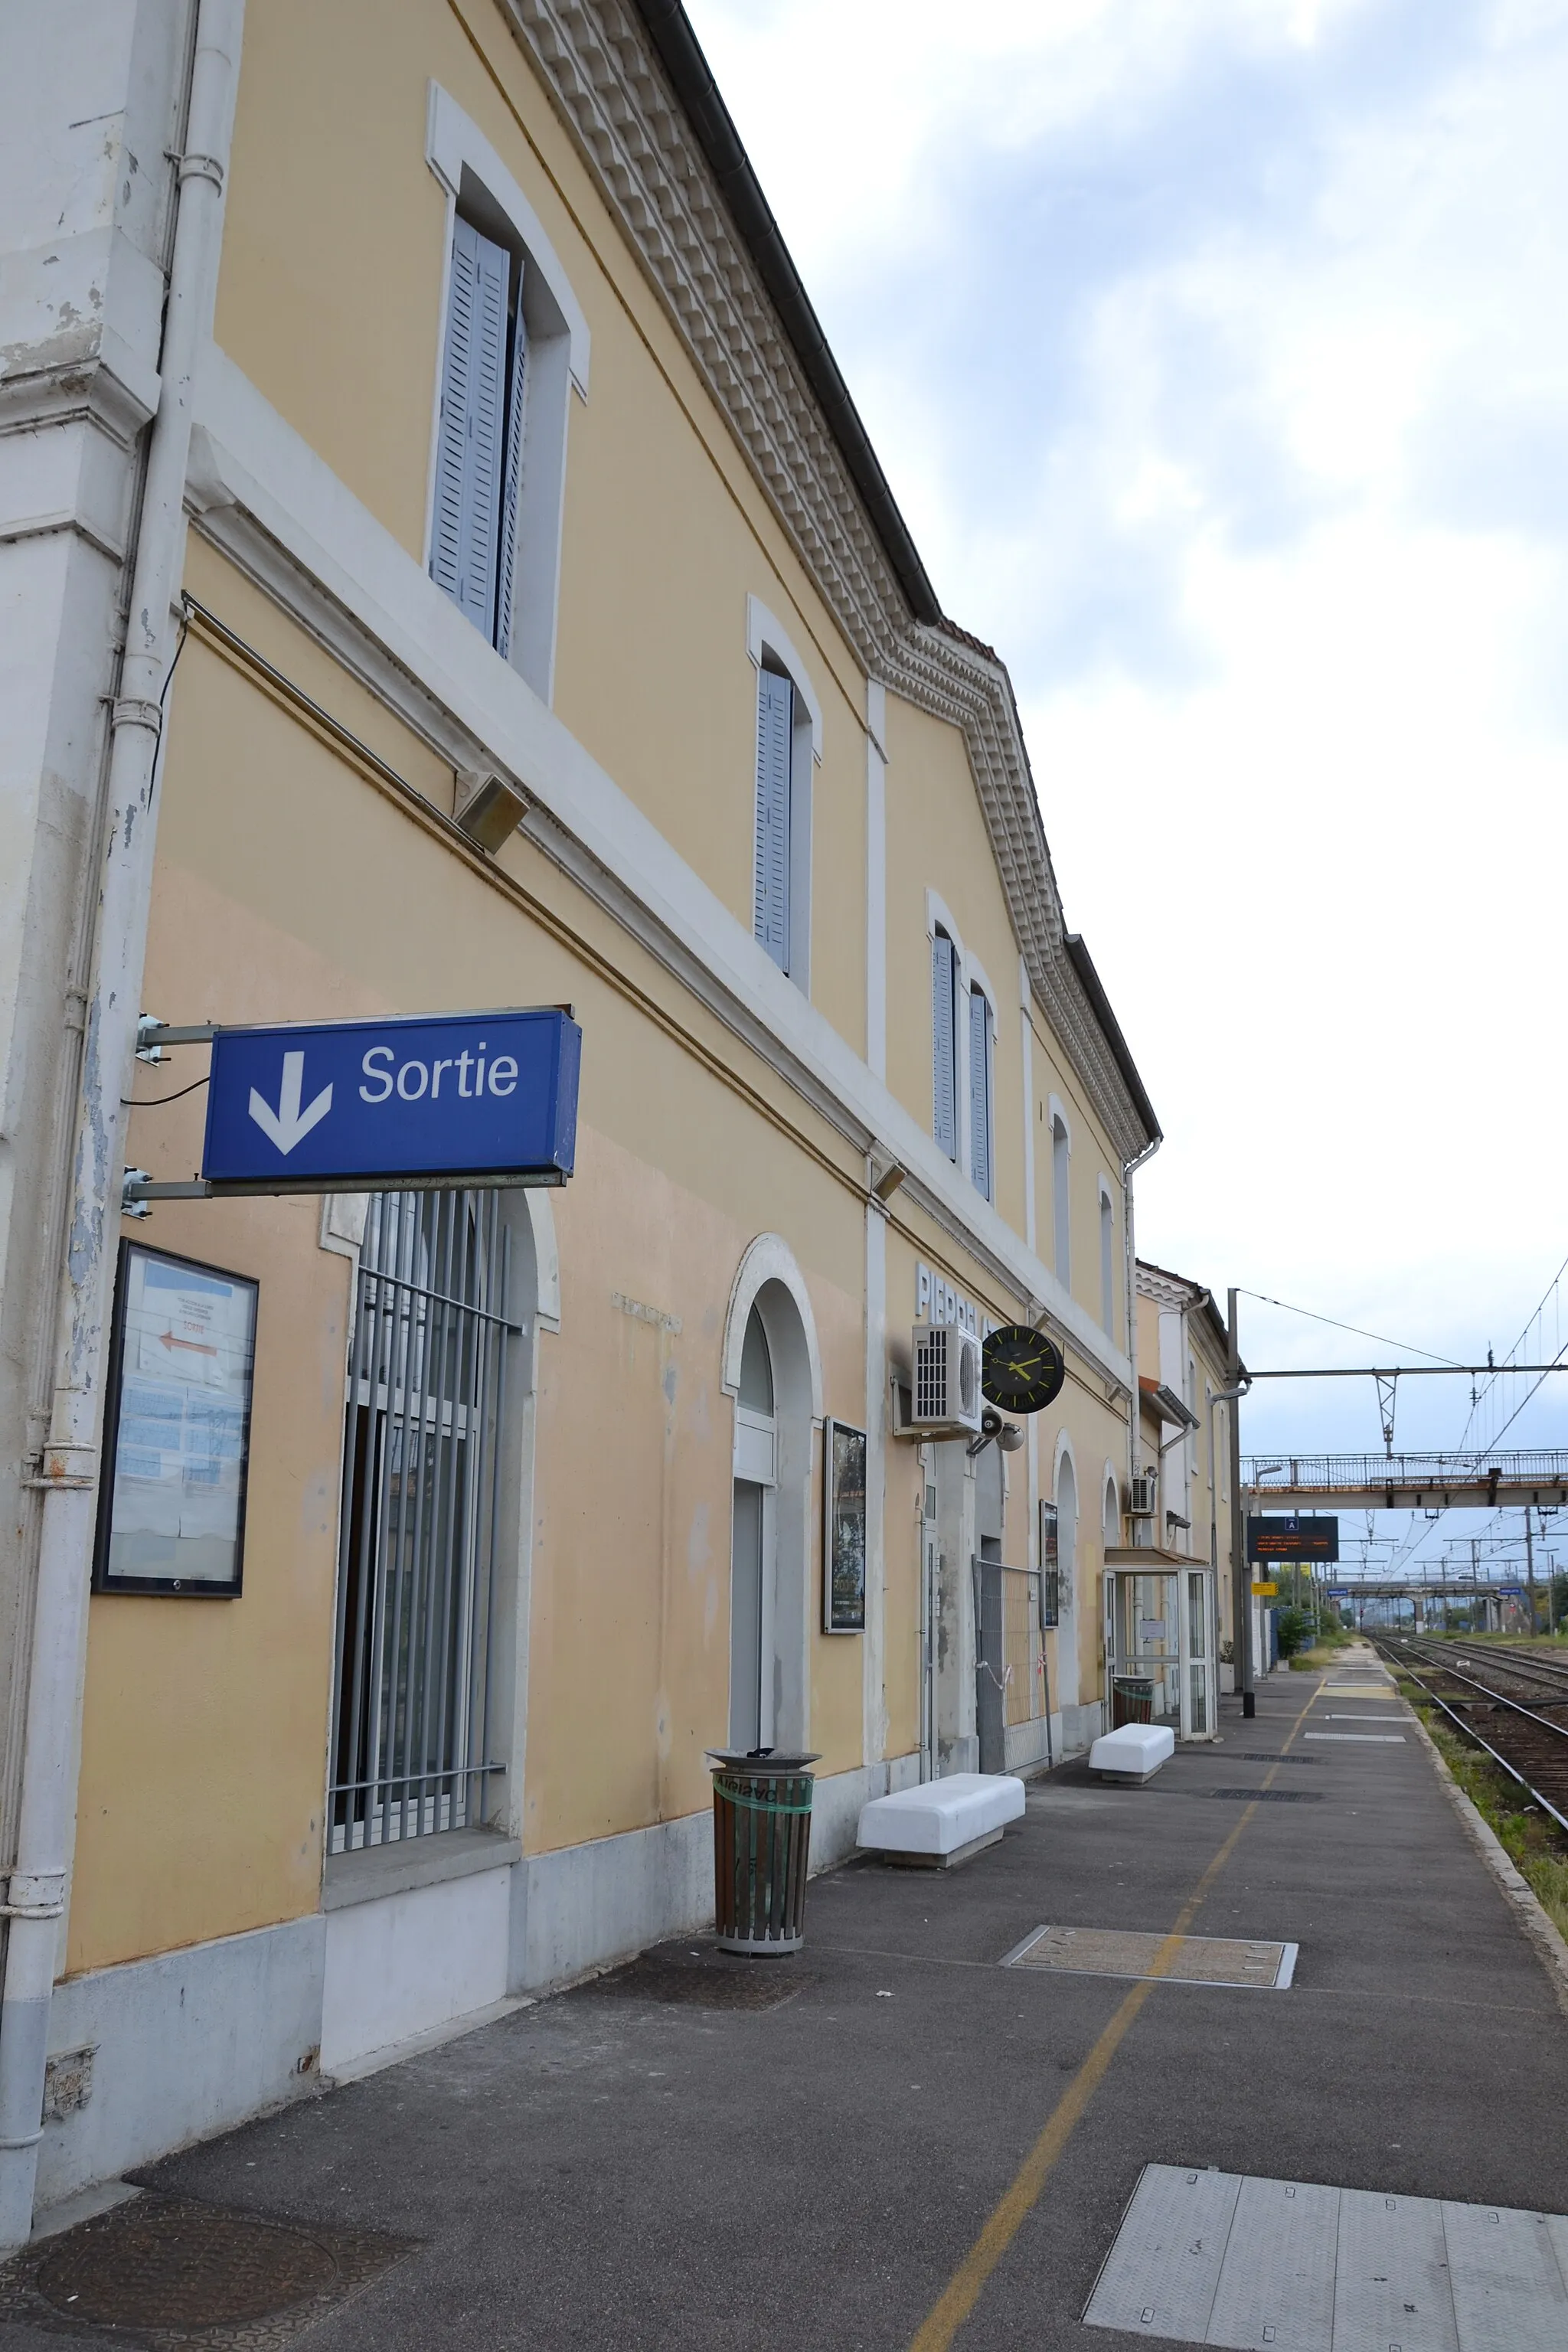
[1287,1621,1356,1671]
[1275,1606,1314,1660]
[1393,1674,1568,1945]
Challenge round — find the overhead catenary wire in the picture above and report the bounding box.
[1455,1250,1568,1455]
[1238,1290,1465,1367]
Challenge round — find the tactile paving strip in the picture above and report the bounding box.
[1004,1926,1295,1989]
[1084,2164,1568,2349]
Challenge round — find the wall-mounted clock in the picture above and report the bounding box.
[982,1324,1065,1415]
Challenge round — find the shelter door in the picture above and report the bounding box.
[1106,1569,1180,1730]
[1178,1568,1216,1740]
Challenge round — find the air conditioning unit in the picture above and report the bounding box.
[1126,1472,1158,1520]
[910,1324,982,1436]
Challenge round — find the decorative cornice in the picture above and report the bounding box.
[498,0,1156,1163]
[1136,1264,1197,1312]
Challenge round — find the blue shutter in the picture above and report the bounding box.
[495,273,528,662]
[969,988,991,1200]
[430,216,509,641]
[754,669,793,970]
[932,933,957,1158]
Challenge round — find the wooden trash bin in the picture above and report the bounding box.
[705,1750,820,1955]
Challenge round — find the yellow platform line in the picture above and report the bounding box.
[906,1687,1321,2352]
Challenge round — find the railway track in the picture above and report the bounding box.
[1410,1636,1568,1707]
[1375,1634,1568,1833]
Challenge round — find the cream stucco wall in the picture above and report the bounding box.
[216,0,871,1056]
[67,545,889,1971]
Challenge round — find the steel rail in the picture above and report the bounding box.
[1429,1640,1568,1696]
[1377,1638,1568,1837]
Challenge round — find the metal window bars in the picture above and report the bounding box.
[328,1189,517,1852]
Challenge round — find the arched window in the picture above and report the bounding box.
[1099,1183,1116,1335]
[1055,1449,1080,1711]
[724,1238,824,1756]
[730,1306,777,1751]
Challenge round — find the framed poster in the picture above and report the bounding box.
[93,1242,258,1597]
[1038,1499,1060,1629]
[823,1418,867,1633]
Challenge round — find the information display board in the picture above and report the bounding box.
[1246,1514,1340,1563]
[824,1419,867,1632]
[93,1243,257,1596]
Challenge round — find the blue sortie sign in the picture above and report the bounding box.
[201,1008,580,1191]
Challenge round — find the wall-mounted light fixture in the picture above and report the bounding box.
[453,770,529,853]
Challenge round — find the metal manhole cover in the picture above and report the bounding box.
[1004,1925,1296,1988]
[39,2206,336,2326]
[594,1945,814,2011]
[0,2194,410,2349]
[1207,1786,1323,1802]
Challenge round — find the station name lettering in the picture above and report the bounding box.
[358,1045,519,1104]
[915,1261,982,1338]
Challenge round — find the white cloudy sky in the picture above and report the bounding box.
[688,0,1568,1570]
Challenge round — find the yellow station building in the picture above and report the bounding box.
[0,0,1168,2227]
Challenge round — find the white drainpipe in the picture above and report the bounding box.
[0,0,244,2249]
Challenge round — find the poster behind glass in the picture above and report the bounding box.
[1038,1499,1060,1628]
[93,1243,257,1596]
[824,1419,867,1633]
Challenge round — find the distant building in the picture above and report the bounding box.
[0,0,1162,2233]
[1122,1260,1246,1725]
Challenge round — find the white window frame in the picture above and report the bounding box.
[1098,1177,1116,1335]
[923,892,1001,1196]
[425,83,591,707]
[746,596,821,991]
[1049,1094,1071,1291]
[966,972,997,1203]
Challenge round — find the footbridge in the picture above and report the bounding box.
[1240,1450,1568,1511]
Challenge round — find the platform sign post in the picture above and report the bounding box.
[126,1008,580,1204]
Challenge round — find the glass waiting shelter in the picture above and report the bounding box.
[1103,1553,1217,1740]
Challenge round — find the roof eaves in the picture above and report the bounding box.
[1065,935,1161,1151]
[631,0,942,627]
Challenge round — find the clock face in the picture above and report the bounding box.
[982,1324,1066,1414]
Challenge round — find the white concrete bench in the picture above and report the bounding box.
[1089,1723,1175,1783]
[856,1772,1025,1868]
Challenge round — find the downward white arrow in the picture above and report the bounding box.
[249,1051,333,1155]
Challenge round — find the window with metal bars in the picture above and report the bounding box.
[328,1189,515,1853]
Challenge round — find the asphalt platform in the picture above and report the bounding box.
[21,1651,1568,2349]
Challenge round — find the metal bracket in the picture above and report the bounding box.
[20,1443,98,1494]
[136,1016,217,1048]
[122,1173,211,1210]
